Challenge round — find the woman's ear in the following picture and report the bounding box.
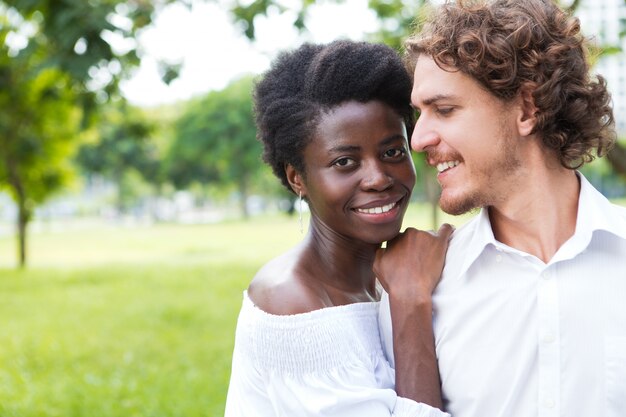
[516,87,538,137]
[285,164,306,197]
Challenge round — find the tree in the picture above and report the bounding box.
[76,103,160,214]
[0,47,80,267]
[231,0,429,49]
[0,0,182,267]
[166,76,262,218]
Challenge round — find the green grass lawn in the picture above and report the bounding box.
[0,203,462,417]
[0,214,310,417]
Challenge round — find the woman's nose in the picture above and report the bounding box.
[361,161,393,191]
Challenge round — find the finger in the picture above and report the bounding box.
[438,223,455,239]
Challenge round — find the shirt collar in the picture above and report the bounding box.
[575,172,626,241]
[453,172,626,274]
[454,208,497,277]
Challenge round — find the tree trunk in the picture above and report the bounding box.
[17,197,29,268]
[115,172,126,215]
[607,142,626,178]
[150,182,164,223]
[239,176,250,219]
[424,171,440,229]
[6,158,30,268]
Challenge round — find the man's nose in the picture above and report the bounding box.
[411,117,440,152]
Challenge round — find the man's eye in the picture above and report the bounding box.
[437,107,454,115]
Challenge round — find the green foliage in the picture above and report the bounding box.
[0,8,86,265]
[232,0,276,39]
[0,0,184,266]
[166,76,263,216]
[76,103,161,211]
[0,65,80,205]
[366,0,431,51]
[0,5,76,197]
[2,0,187,98]
[229,0,430,50]
[78,105,156,176]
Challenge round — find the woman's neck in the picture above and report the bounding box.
[297,218,380,302]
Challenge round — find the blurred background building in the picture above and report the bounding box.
[578,0,626,134]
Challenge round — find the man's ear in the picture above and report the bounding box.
[285,163,306,197]
[516,87,538,137]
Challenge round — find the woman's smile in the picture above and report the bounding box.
[352,195,406,224]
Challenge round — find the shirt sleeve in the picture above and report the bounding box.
[225,293,450,417]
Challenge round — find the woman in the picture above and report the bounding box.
[225,40,451,417]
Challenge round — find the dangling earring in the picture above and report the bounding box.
[299,191,303,234]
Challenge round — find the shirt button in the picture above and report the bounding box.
[541,271,551,280]
[496,254,502,263]
[543,398,555,408]
[543,332,555,344]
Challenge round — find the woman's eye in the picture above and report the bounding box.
[383,148,406,159]
[334,157,355,168]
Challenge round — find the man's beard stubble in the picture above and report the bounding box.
[438,122,523,216]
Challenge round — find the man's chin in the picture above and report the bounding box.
[439,196,479,216]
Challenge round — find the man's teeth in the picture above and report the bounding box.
[437,160,460,173]
[357,202,397,214]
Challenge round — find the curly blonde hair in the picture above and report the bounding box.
[406,0,615,169]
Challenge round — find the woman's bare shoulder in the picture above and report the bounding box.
[248,247,327,316]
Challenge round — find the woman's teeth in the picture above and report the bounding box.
[356,201,397,214]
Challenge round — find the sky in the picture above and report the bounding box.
[120,0,379,107]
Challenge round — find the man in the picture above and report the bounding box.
[375,1,626,416]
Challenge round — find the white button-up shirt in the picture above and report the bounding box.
[379,174,626,417]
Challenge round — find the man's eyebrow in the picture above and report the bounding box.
[422,93,458,106]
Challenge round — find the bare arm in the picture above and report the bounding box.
[374,224,453,409]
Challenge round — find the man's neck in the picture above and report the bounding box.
[488,166,580,264]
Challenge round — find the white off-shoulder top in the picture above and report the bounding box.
[224,291,449,417]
